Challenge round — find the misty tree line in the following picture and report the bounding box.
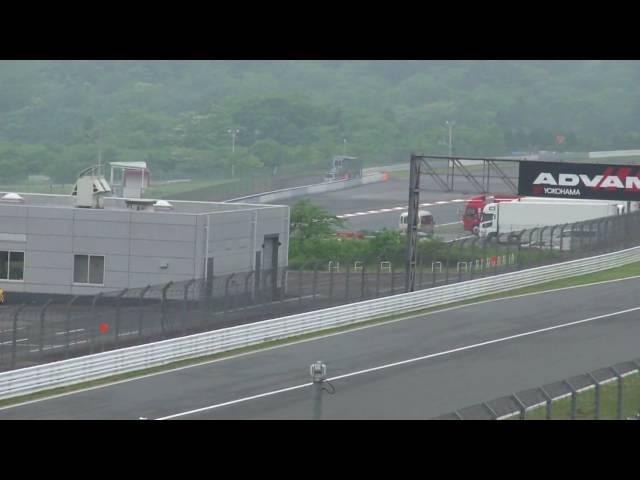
[1,60,640,183]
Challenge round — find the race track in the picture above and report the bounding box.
[1,276,638,419]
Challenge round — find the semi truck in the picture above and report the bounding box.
[324,155,363,182]
[462,194,520,234]
[478,198,627,241]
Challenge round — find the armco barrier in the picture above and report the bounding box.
[1,246,639,400]
[226,172,385,204]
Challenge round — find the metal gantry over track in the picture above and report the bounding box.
[405,154,523,293]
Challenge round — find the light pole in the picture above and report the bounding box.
[445,120,455,157]
[227,128,240,178]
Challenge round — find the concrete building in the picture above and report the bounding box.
[0,191,289,296]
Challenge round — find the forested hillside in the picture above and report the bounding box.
[0,60,638,183]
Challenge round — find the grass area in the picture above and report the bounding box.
[144,179,235,198]
[2,260,640,408]
[0,184,72,194]
[521,371,640,420]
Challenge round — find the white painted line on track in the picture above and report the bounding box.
[338,199,463,218]
[55,329,84,335]
[0,338,27,345]
[6,275,639,414]
[155,304,640,419]
[435,221,463,227]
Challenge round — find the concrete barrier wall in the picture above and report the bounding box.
[588,150,640,159]
[226,172,387,204]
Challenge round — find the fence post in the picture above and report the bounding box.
[515,229,525,270]
[64,295,79,359]
[559,223,568,254]
[564,380,577,420]
[444,241,454,285]
[376,261,381,298]
[138,285,151,338]
[598,218,607,252]
[11,304,26,370]
[493,235,501,276]
[481,238,489,277]
[344,261,351,302]
[244,271,254,303]
[390,263,395,295]
[538,226,547,251]
[115,288,127,344]
[586,373,601,420]
[483,402,498,420]
[457,238,468,283]
[603,218,611,252]
[298,263,308,305]
[38,299,53,355]
[527,228,538,267]
[280,268,287,303]
[511,394,527,420]
[328,261,335,301]
[610,366,624,420]
[224,274,237,310]
[579,222,586,256]
[360,262,366,300]
[469,237,479,280]
[183,279,196,335]
[539,386,553,420]
[90,293,104,354]
[312,263,319,301]
[549,224,557,251]
[161,282,173,336]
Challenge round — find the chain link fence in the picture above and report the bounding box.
[436,358,640,420]
[1,210,640,372]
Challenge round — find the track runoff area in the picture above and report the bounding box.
[1,261,639,420]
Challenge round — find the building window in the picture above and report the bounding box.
[0,251,24,281]
[74,255,104,284]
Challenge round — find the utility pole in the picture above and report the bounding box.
[445,120,455,157]
[405,154,421,293]
[97,128,103,175]
[228,128,240,178]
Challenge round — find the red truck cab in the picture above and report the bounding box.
[462,194,520,234]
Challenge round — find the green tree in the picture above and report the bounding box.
[290,199,344,242]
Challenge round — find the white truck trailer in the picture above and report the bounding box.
[478,199,626,240]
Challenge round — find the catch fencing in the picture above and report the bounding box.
[437,357,640,420]
[1,209,640,373]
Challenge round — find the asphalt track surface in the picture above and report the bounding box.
[277,177,513,235]
[2,276,639,419]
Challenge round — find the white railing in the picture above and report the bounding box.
[1,246,639,401]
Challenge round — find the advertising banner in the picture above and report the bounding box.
[518,161,640,201]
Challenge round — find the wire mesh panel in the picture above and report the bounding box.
[0,210,640,371]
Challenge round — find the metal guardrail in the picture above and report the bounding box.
[1,246,639,401]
